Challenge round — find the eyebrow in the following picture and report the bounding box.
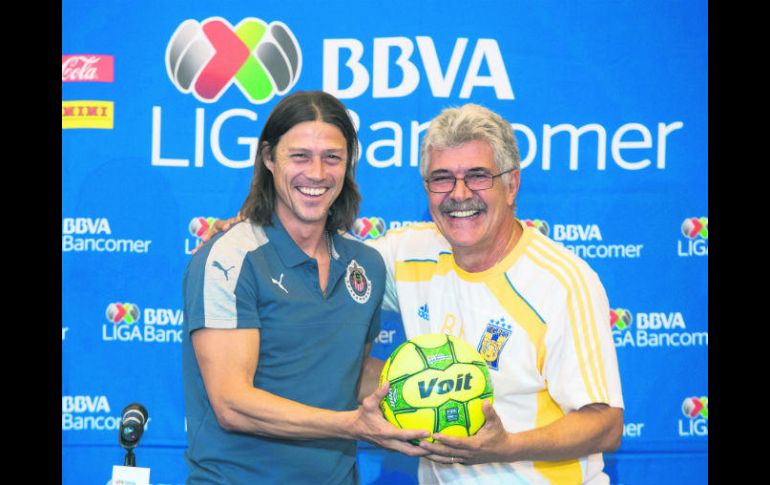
[428,167,491,176]
[285,147,346,153]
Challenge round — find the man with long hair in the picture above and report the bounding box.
[182,91,428,484]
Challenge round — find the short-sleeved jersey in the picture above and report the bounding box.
[368,221,624,485]
[182,214,385,485]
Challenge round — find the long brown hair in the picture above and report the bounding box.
[240,91,361,232]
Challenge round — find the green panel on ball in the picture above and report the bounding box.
[437,400,468,432]
[387,379,413,411]
[420,341,455,371]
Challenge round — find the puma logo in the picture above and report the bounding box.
[271,273,288,294]
[212,261,235,281]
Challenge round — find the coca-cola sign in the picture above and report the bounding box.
[62,55,114,82]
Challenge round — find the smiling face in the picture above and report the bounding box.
[426,139,520,260]
[264,120,348,234]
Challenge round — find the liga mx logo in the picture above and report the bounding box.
[166,17,302,104]
[678,216,708,257]
[610,308,632,331]
[679,396,708,437]
[351,217,386,240]
[189,217,218,238]
[681,217,708,239]
[522,219,549,236]
[682,396,708,420]
[105,303,140,325]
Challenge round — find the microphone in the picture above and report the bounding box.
[119,403,148,451]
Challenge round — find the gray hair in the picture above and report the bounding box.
[420,104,520,182]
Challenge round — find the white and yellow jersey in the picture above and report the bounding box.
[368,221,624,485]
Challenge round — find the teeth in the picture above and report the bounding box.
[448,210,478,218]
[298,187,327,196]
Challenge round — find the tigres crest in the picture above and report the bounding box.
[477,319,513,371]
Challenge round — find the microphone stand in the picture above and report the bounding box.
[123,448,136,467]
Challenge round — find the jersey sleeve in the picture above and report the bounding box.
[542,266,624,412]
[365,233,400,314]
[183,235,261,333]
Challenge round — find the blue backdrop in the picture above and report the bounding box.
[62,1,708,483]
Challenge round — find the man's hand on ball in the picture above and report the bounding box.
[349,382,430,457]
[419,400,511,465]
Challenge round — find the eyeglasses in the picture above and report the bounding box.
[424,168,516,193]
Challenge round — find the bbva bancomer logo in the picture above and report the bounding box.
[103,302,183,343]
[62,217,152,254]
[62,395,153,432]
[610,308,708,348]
[521,219,643,259]
[62,395,119,431]
[166,17,301,104]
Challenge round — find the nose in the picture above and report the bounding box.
[306,155,326,180]
[449,176,473,200]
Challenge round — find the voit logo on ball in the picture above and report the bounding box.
[679,396,707,437]
[678,217,708,257]
[611,307,708,349]
[102,302,183,344]
[166,17,301,104]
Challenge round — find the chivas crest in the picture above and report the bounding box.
[345,260,371,304]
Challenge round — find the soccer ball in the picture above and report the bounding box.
[379,333,494,442]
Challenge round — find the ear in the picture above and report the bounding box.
[505,169,521,207]
[262,142,275,173]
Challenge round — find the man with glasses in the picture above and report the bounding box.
[368,103,624,484]
[201,103,624,484]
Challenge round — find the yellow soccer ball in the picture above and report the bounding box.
[379,333,494,442]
